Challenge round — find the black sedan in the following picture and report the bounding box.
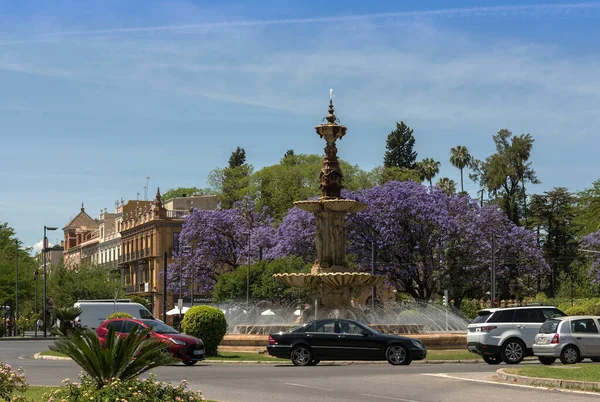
[267,318,427,366]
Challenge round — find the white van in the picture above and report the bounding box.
[74,299,155,329]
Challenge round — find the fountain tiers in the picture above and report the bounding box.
[273,94,384,315]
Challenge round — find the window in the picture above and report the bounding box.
[489,310,515,323]
[139,309,153,319]
[539,320,560,334]
[471,311,493,324]
[542,308,566,320]
[106,321,123,332]
[571,319,598,334]
[120,320,141,334]
[514,309,543,323]
[306,320,335,333]
[337,321,363,335]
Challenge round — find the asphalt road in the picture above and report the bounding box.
[3,339,600,402]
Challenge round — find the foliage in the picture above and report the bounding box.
[0,361,28,401]
[573,179,600,236]
[54,306,83,336]
[228,146,246,168]
[0,326,5,337]
[416,158,440,187]
[47,264,124,308]
[162,187,215,201]
[449,145,473,193]
[181,305,227,357]
[49,326,175,389]
[46,373,205,402]
[383,121,418,169]
[168,198,275,295]
[372,166,421,185]
[459,299,482,320]
[564,299,600,316]
[436,177,456,196]
[212,257,311,303]
[106,312,133,319]
[266,207,316,263]
[470,129,539,225]
[208,148,253,209]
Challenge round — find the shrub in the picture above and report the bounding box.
[0,361,28,401]
[564,298,600,316]
[106,312,133,319]
[459,299,482,320]
[54,306,83,336]
[181,305,227,356]
[45,373,205,402]
[0,326,6,337]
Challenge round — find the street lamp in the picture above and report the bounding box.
[246,231,251,310]
[34,270,39,338]
[14,239,19,337]
[43,225,58,337]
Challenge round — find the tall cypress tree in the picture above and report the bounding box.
[228,147,246,168]
[383,122,418,169]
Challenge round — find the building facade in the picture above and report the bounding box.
[62,204,99,270]
[119,190,217,320]
[95,202,123,271]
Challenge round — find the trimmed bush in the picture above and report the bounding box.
[0,361,28,400]
[460,299,482,320]
[181,305,227,356]
[106,312,134,319]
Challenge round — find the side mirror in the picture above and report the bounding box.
[361,330,370,336]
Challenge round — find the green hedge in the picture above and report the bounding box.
[106,312,134,320]
[181,305,227,356]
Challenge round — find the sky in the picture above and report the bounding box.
[1,0,599,252]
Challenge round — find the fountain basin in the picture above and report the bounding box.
[273,272,384,288]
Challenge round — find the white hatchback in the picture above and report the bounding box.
[533,316,600,365]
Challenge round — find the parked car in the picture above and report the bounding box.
[96,318,205,366]
[266,318,427,366]
[467,305,566,365]
[75,299,155,329]
[533,315,600,365]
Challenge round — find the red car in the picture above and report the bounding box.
[96,318,205,366]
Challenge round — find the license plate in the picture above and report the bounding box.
[537,336,548,345]
[193,350,203,355]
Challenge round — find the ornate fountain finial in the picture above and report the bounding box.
[325,88,337,125]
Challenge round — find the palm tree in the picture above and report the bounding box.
[449,145,473,193]
[436,177,456,195]
[54,306,82,335]
[418,158,441,187]
[50,326,176,389]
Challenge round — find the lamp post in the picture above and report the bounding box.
[14,240,19,337]
[43,225,58,338]
[246,231,251,310]
[34,270,39,338]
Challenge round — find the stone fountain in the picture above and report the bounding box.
[273,90,385,317]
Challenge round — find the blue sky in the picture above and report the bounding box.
[1,0,599,251]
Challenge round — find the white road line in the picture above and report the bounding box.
[360,394,422,402]
[423,373,600,396]
[284,383,334,391]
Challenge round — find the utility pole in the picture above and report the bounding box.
[371,241,376,310]
[491,235,496,307]
[14,240,18,336]
[162,251,167,323]
[246,231,251,310]
[145,176,150,201]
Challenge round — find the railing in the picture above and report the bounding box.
[167,210,188,219]
[124,283,150,294]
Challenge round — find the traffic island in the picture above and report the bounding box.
[497,368,600,392]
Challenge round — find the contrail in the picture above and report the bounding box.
[21,3,600,38]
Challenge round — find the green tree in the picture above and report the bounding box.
[449,145,473,193]
[470,129,539,225]
[228,146,246,168]
[47,264,124,308]
[181,305,227,356]
[529,188,579,297]
[212,256,311,303]
[50,326,175,389]
[417,158,441,187]
[371,166,421,185]
[383,121,418,169]
[161,187,215,201]
[573,179,600,236]
[209,148,254,209]
[436,177,457,195]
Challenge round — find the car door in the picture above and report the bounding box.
[335,320,381,360]
[570,319,600,356]
[513,308,544,348]
[305,320,339,360]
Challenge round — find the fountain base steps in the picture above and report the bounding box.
[221,333,467,350]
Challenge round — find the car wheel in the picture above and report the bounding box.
[560,345,580,365]
[501,339,525,364]
[183,360,197,366]
[537,356,556,365]
[482,354,502,365]
[308,360,320,366]
[386,344,411,366]
[591,357,600,363]
[290,345,313,366]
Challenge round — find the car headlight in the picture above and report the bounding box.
[169,338,186,345]
[411,340,424,349]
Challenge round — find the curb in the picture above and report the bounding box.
[32,353,483,365]
[497,368,600,392]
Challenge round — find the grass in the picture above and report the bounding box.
[24,386,61,401]
[39,350,68,357]
[425,350,480,360]
[507,364,600,383]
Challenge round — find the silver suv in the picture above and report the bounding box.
[467,306,566,364]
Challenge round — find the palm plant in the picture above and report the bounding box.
[418,158,441,187]
[449,145,473,193]
[436,177,456,195]
[50,326,176,389]
[54,306,82,335]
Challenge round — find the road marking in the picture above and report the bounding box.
[284,383,334,391]
[360,394,422,402]
[423,373,600,396]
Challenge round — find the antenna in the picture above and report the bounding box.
[137,192,140,201]
[145,176,151,200]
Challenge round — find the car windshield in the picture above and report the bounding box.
[539,319,560,334]
[471,311,493,324]
[142,320,179,334]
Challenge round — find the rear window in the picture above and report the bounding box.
[542,308,566,320]
[471,311,493,324]
[539,319,560,334]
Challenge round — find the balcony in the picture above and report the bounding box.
[167,210,188,219]
[124,282,151,294]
